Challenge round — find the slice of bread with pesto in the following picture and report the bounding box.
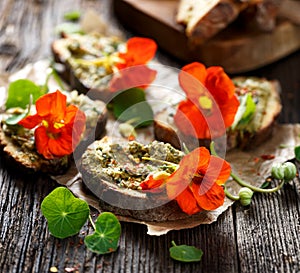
[154,77,282,151]
[51,33,124,101]
[80,136,201,222]
[0,91,107,175]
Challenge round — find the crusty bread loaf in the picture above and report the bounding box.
[176,0,283,43]
[176,0,249,44]
[154,77,282,152]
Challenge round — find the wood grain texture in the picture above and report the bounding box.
[0,0,300,272]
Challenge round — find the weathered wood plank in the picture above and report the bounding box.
[235,180,300,273]
[0,0,300,272]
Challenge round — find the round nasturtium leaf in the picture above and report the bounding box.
[5,79,45,109]
[169,241,203,263]
[84,212,121,254]
[41,187,90,239]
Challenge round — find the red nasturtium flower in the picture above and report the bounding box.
[109,37,157,92]
[174,62,240,139]
[18,90,86,159]
[141,147,231,215]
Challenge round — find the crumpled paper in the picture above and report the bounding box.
[1,60,299,236]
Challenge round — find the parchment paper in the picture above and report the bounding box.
[1,60,299,236]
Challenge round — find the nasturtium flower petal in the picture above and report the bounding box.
[205,66,235,100]
[174,187,202,215]
[18,113,43,129]
[110,37,157,93]
[190,182,225,211]
[36,90,67,118]
[116,37,157,69]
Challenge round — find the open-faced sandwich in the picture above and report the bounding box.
[0,89,107,174]
[80,135,231,221]
[51,33,157,101]
[154,62,282,152]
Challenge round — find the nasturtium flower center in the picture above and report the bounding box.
[198,96,213,110]
[42,120,49,128]
[53,120,65,129]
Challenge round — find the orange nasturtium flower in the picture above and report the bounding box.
[140,147,231,215]
[109,37,157,92]
[174,62,240,139]
[18,90,86,159]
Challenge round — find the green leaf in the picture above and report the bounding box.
[112,88,154,127]
[63,11,81,21]
[41,187,90,239]
[5,112,27,125]
[5,79,46,109]
[231,93,256,130]
[84,212,121,254]
[295,146,300,162]
[169,241,203,263]
[5,94,33,125]
[260,180,271,189]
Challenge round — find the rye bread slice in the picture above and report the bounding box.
[80,136,199,222]
[154,77,282,151]
[0,93,108,175]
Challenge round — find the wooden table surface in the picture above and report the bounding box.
[0,1,300,272]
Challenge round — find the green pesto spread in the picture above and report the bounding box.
[83,140,184,190]
[231,77,273,133]
[59,33,124,89]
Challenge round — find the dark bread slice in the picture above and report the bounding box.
[80,136,199,222]
[0,92,107,175]
[154,77,282,151]
[51,33,124,102]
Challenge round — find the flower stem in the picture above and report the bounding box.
[230,172,285,193]
[171,240,177,247]
[224,186,240,201]
[89,215,96,230]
